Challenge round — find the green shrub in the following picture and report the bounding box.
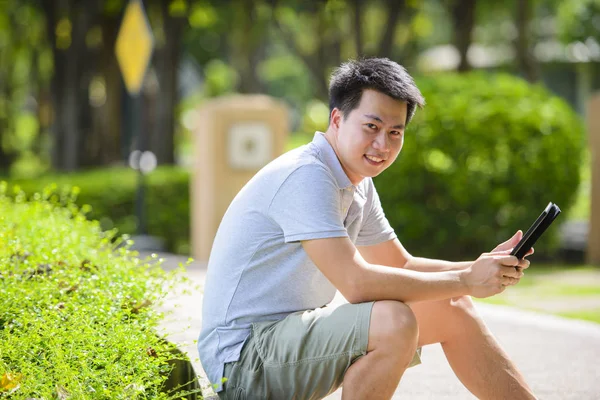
[0,184,199,399]
[375,72,585,260]
[6,166,190,254]
[4,73,585,262]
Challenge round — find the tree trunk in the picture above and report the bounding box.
[30,44,46,166]
[230,0,264,94]
[273,1,330,101]
[61,23,82,170]
[317,12,339,79]
[515,0,539,82]
[150,0,183,165]
[77,42,96,168]
[0,78,15,173]
[61,55,79,171]
[0,121,14,174]
[65,2,97,171]
[450,0,477,72]
[377,0,404,58]
[42,0,98,171]
[99,13,123,164]
[41,0,64,170]
[351,0,364,57]
[314,5,341,100]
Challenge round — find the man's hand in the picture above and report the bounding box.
[461,249,530,298]
[460,231,534,298]
[492,230,534,272]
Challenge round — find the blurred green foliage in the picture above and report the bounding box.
[2,0,597,181]
[2,71,588,259]
[0,2,53,177]
[375,72,585,260]
[557,0,600,43]
[7,166,191,254]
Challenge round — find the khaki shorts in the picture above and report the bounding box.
[218,301,421,400]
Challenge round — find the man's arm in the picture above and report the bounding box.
[357,238,471,272]
[302,237,523,304]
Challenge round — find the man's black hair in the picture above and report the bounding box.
[328,58,425,124]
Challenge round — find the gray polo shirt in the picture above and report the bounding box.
[197,131,396,392]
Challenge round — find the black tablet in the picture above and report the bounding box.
[511,202,561,260]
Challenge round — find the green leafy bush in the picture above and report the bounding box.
[375,72,585,260]
[6,166,190,254]
[0,184,199,399]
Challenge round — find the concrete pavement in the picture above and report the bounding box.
[150,252,600,399]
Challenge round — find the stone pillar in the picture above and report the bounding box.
[588,93,600,265]
[191,95,288,262]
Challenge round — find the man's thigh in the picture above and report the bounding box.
[219,301,375,400]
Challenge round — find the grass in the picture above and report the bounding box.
[475,265,600,324]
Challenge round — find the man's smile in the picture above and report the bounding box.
[364,154,386,165]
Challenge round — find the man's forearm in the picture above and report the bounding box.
[350,263,471,304]
[403,256,472,272]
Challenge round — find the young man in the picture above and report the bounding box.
[198,58,536,400]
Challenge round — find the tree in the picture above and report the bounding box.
[40,0,102,171]
[34,0,184,171]
[465,0,541,80]
[0,0,51,177]
[557,0,600,43]
[514,0,539,82]
[145,0,189,165]
[271,0,417,101]
[445,0,477,72]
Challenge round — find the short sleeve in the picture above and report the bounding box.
[356,179,397,246]
[268,164,348,243]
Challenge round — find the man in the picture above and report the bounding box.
[198,58,536,400]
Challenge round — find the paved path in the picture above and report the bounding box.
[150,253,600,399]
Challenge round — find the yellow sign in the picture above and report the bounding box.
[115,0,154,95]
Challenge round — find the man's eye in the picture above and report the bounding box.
[390,130,403,136]
[366,123,377,130]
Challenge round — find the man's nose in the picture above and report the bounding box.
[372,131,390,152]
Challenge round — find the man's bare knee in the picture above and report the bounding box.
[441,295,486,340]
[449,295,476,313]
[447,295,482,325]
[368,300,418,353]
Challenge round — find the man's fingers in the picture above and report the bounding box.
[510,230,523,245]
[486,249,513,256]
[517,258,530,270]
[492,230,523,253]
[500,265,523,278]
[501,276,520,286]
[494,254,519,267]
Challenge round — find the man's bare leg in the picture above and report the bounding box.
[342,300,419,400]
[410,295,536,400]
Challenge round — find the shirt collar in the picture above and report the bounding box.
[312,131,353,190]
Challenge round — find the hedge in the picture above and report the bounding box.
[374,72,585,260]
[0,184,200,399]
[5,166,191,254]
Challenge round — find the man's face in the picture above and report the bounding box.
[330,89,408,185]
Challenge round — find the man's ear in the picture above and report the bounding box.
[330,108,343,131]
